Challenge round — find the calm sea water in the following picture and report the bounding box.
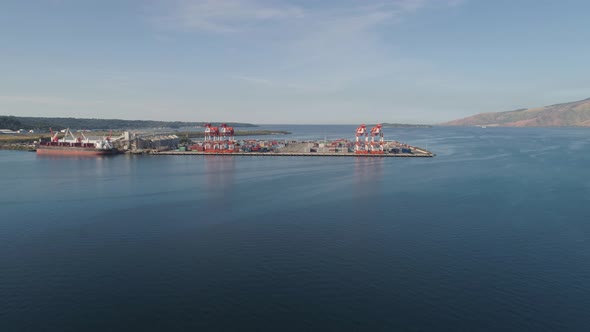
[1,126,589,331]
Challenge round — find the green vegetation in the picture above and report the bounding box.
[0,133,51,143]
[0,133,46,151]
[0,116,23,131]
[0,115,256,131]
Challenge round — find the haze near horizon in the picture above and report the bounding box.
[1,0,590,124]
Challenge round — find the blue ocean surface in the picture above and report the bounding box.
[1,126,589,331]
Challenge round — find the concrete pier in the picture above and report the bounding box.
[151,150,434,157]
[143,138,435,158]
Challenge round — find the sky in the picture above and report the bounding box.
[1,0,590,124]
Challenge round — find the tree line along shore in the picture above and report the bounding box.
[0,115,257,131]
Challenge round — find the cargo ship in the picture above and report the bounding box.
[36,128,118,156]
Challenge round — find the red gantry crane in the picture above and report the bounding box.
[370,124,384,153]
[219,123,236,153]
[49,128,60,143]
[203,123,221,151]
[355,124,369,153]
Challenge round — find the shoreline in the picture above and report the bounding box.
[150,151,434,157]
[0,143,36,151]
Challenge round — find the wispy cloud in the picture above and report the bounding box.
[229,74,274,85]
[0,95,103,107]
[149,0,465,90]
[153,0,459,33]
[154,0,304,33]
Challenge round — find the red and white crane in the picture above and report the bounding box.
[49,128,60,142]
[203,123,220,141]
[370,124,384,152]
[220,123,234,141]
[355,124,368,152]
[219,123,236,152]
[47,127,114,149]
[203,123,221,150]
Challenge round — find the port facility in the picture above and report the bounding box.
[152,124,434,157]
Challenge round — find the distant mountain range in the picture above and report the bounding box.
[0,116,256,131]
[441,98,590,127]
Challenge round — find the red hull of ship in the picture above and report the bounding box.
[36,146,117,156]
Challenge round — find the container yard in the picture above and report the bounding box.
[152,123,434,157]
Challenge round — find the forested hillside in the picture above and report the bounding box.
[0,116,255,131]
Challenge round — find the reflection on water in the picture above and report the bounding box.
[2,127,590,331]
[35,154,116,184]
[35,154,117,161]
[353,157,384,200]
[204,155,236,202]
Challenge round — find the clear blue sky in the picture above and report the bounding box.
[1,0,589,124]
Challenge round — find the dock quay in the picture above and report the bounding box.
[151,150,434,157]
[126,123,435,158]
[146,123,434,158]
